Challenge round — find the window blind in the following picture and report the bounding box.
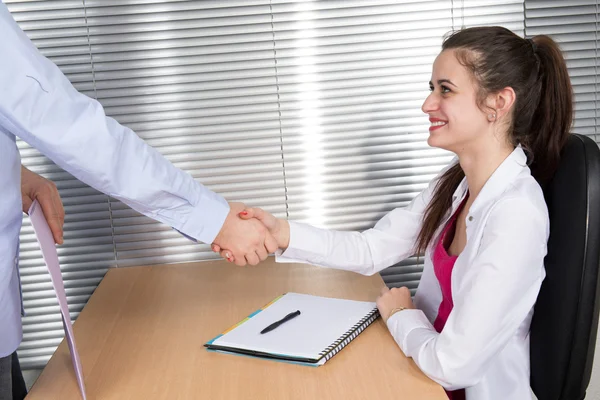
[6,0,526,371]
[525,0,599,143]
[78,1,287,267]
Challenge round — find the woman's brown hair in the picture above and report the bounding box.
[414,26,573,255]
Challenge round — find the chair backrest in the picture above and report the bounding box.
[531,134,600,400]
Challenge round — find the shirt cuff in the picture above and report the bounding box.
[176,192,229,244]
[275,221,327,263]
[386,308,435,356]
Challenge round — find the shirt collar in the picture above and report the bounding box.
[451,146,529,213]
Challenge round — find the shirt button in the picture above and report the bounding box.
[468,216,474,222]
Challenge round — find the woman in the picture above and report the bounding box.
[214,26,572,399]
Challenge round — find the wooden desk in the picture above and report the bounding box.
[26,259,446,399]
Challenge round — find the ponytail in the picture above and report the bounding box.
[525,35,573,183]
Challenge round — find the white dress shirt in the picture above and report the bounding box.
[0,3,229,357]
[278,146,548,400]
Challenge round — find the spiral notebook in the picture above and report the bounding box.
[205,292,379,366]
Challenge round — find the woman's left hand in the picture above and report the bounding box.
[376,286,416,322]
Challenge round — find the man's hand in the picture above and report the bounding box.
[21,165,65,244]
[212,207,289,264]
[212,202,278,266]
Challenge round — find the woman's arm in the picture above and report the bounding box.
[216,174,441,275]
[386,196,548,389]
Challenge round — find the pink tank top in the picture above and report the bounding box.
[432,200,467,400]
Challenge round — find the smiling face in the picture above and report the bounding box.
[422,49,492,155]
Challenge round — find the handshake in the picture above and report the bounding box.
[210,202,289,266]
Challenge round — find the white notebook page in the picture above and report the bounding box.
[212,293,377,360]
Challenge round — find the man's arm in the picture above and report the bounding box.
[1,5,272,264]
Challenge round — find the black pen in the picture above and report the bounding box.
[260,310,301,334]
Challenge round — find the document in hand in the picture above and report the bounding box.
[29,200,87,400]
[205,292,379,366]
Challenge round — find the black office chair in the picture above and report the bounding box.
[531,134,600,400]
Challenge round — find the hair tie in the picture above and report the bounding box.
[527,38,537,53]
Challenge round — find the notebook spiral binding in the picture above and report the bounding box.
[318,307,380,362]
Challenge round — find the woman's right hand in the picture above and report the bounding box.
[211,207,290,263]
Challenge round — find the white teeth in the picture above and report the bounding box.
[431,121,447,126]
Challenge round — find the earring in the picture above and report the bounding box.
[488,113,496,121]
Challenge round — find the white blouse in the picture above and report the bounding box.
[277,146,548,400]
